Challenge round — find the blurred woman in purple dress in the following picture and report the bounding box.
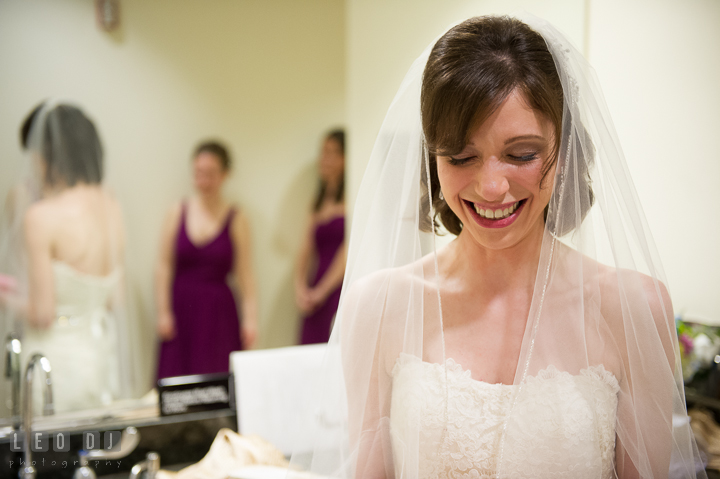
[156,141,258,378]
[295,130,346,344]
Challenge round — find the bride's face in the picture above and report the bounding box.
[436,89,556,251]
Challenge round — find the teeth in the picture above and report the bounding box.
[473,201,520,220]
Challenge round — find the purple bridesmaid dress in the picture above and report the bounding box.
[300,215,344,344]
[157,204,242,379]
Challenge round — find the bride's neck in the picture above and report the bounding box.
[446,221,545,291]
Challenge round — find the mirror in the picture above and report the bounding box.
[3,0,718,428]
[0,0,346,421]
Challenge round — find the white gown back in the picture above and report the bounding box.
[22,261,120,413]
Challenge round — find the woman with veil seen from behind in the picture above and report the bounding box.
[0,102,128,413]
[293,15,705,479]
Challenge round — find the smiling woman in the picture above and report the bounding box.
[436,90,556,245]
[290,14,705,479]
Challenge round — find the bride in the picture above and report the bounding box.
[0,102,129,413]
[291,15,705,479]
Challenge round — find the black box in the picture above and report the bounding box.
[157,373,234,416]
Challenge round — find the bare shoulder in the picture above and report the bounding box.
[589,256,673,332]
[98,190,125,226]
[166,200,183,220]
[339,256,434,336]
[230,204,250,236]
[340,257,436,374]
[104,190,123,212]
[231,203,247,222]
[330,201,345,218]
[24,200,57,236]
[344,258,430,305]
[162,201,183,230]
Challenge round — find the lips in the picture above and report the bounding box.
[464,199,526,229]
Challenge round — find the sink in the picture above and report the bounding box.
[0,408,237,478]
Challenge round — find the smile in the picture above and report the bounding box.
[473,201,520,220]
[464,199,527,229]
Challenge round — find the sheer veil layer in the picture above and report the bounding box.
[0,100,138,415]
[289,14,705,479]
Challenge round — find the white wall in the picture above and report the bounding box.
[346,0,720,322]
[0,0,346,395]
[588,0,720,322]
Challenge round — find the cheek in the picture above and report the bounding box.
[194,169,225,186]
[513,162,550,194]
[436,164,467,195]
[536,163,556,201]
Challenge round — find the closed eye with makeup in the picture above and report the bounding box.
[435,88,556,247]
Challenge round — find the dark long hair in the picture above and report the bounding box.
[21,103,104,187]
[313,129,345,212]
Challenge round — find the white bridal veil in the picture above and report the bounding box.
[290,14,705,479]
[0,101,138,415]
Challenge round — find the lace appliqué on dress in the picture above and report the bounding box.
[390,353,620,479]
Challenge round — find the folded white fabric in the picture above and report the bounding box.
[157,428,288,479]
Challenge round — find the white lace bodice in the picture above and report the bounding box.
[390,353,620,478]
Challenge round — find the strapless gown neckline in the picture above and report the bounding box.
[390,353,620,478]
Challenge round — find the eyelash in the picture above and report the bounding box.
[447,152,539,166]
[507,153,540,162]
[448,156,473,166]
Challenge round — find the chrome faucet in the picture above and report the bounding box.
[129,452,160,479]
[4,333,22,429]
[72,427,141,479]
[19,353,53,479]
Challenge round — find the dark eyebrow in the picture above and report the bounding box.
[504,134,546,145]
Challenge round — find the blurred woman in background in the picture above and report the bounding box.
[295,129,346,344]
[156,141,258,379]
[0,101,130,412]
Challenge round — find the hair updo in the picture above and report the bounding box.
[420,15,593,236]
[193,140,232,172]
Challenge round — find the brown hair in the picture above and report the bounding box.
[194,140,231,171]
[21,103,104,187]
[420,16,565,235]
[313,129,345,212]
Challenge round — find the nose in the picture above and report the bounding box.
[476,157,509,201]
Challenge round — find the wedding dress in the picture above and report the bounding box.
[22,261,120,413]
[391,353,618,478]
